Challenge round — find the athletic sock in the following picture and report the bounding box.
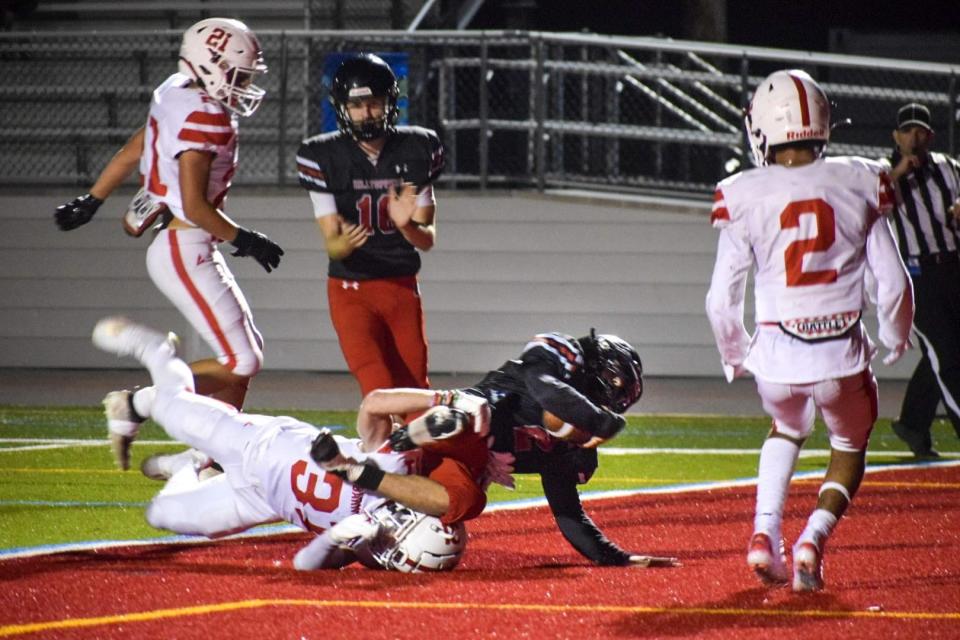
[753,436,801,540]
[797,508,838,548]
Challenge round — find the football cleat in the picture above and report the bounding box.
[92,316,178,363]
[747,532,790,587]
[792,540,825,592]
[103,390,145,471]
[140,448,212,481]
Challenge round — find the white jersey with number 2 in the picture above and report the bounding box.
[706,156,913,384]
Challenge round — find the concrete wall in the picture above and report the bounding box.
[0,188,919,378]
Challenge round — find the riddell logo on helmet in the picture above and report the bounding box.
[786,127,825,140]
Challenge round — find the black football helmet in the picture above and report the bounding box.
[577,329,643,414]
[329,53,400,141]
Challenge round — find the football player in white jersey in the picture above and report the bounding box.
[89,315,469,572]
[705,70,913,592]
[53,18,284,473]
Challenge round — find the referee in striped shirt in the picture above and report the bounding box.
[883,103,960,457]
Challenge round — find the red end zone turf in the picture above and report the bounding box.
[2,463,958,639]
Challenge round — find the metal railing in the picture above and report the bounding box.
[1,29,957,194]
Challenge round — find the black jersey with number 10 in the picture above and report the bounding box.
[297,126,445,280]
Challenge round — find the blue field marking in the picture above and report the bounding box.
[3,458,957,561]
[0,500,149,508]
[0,522,302,560]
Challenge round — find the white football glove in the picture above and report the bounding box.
[329,513,381,547]
[722,361,746,383]
[882,340,911,366]
[452,392,491,437]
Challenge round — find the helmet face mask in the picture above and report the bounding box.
[178,18,267,117]
[745,69,830,167]
[365,502,466,573]
[330,53,400,141]
[579,330,644,414]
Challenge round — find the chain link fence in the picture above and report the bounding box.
[1,30,957,194]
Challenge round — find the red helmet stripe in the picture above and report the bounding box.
[788,73,811,127]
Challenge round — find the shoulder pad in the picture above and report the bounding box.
[522,333,584,374]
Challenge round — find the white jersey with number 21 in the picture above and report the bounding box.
[140,72,238,222]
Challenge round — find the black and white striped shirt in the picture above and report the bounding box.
[880,152,960,260]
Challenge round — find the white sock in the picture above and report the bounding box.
[147,354,194,396]
[754,436,801,540]
[797,508,838,548]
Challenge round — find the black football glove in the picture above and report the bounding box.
[310,429,385,491]
[55,193,103,231]
[230,227,284,273]
[593,408,626,440]
[310,428,341,464]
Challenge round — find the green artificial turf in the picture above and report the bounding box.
[2,406,954,550]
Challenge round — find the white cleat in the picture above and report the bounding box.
[747,532,790,587]
[103,390,145,471]
[140,448,213,481]
[91,316,178,363]
[792,540,825,592]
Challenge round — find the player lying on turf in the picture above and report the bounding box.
[90,316,493,572]
[325,331,681,569]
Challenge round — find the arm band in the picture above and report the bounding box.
[552,422,576,438]
[354,464,386,492]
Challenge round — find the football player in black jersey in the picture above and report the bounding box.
[471,330,677,566]
[363,330,679,567]
[297,53,445,398]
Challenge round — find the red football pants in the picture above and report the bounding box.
[327,275,430,397]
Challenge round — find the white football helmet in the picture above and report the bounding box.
[363,501,466,573]
[178,18,267,117]
[744,69,830,167]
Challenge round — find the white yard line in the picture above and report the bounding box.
[1,440,957,561]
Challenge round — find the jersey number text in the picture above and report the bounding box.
[290,460,343,513]
[780,198,838,287]
[204,28,233,52]
[356,194,396,235]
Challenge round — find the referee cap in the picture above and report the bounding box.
[897,103,933,131]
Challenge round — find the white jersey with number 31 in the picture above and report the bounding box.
[140,73,238,223]
[239,415,417,534]
[706,156,913,383]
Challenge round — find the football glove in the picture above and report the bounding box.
[593,408,626,440]
[55,193,103,231]
[389,406,470,452]
[310,428,341,464]
[451,392,491,437]
[230,227,284,273]
[883,340,911,366]
[328,513,381,547]
[310,429,385,491]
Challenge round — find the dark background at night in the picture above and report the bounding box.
[467,0,960,63]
